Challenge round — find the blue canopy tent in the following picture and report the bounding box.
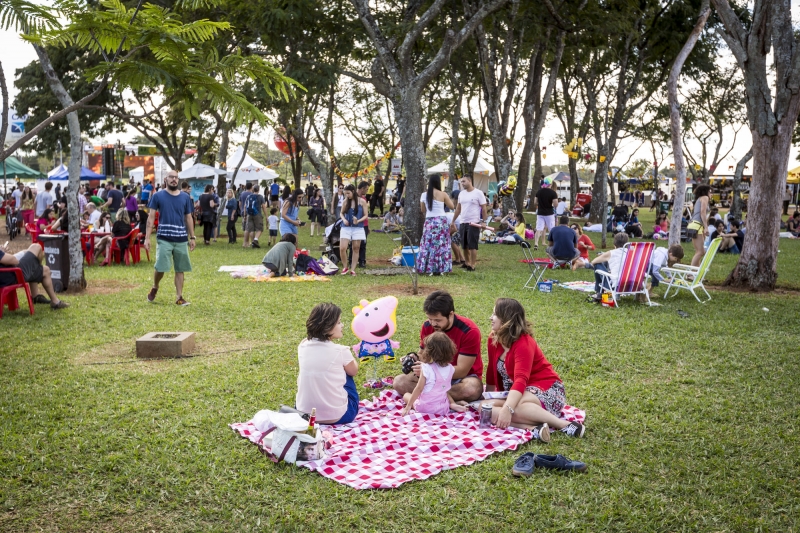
[49,166,105,180]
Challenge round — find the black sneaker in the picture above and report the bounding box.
[533,423,551,443]
[251,241,261,249]
[533,454,587,472]
[562,421,585,438]
[33,294,51,305]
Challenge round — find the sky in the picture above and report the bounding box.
[1,16,798,173]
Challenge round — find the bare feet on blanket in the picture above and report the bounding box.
[450,403,467,413]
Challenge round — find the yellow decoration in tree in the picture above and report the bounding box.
[599,156,606,163]
[577,138,584,148]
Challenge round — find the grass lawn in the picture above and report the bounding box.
[1,209,798,532]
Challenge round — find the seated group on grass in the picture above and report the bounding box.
[293,290,585,439]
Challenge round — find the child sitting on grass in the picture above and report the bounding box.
[401,332,467,417]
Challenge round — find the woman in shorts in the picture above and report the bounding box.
[687,184,710,267]
[338,184,368,276]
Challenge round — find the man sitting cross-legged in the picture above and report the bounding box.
[0,243,69,309]
[393,290,484,403]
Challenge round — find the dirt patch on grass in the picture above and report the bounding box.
[74,331,264,372]
[81,279,140,296]
[366,282,441,297]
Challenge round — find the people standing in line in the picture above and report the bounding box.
[238,182,253,236]
[243,184,267,249]
[687,184,710,267]
[145,170,196,306]
[35,182,54,219]
[223,188,240,244]
[417,174,454,276]
[533,180,558,251]
[198,184,217,245]
[451,175,486,272]
[309,188,326,237]
[280,189,303,238]
[339,184,368,276]
[269,180,281,210]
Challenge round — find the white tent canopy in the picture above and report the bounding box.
[48,164,67,178]
[129,166,144,183]
[178,163,226,179]
[427,148,495,192]
[225,146,278,184]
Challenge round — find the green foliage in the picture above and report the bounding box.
[0,0,58,33]
[13,46,123,156]
[25,0,301,127]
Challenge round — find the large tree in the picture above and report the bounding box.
[711,0,798,290]
[346,0,508,241]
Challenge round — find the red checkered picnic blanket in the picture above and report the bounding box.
[230,390,585,490]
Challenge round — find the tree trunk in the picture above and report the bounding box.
[393,91,425,244]
[217,125,229,192]
[295,111,333,217]
[724,132,788,290]
[448,84,463,195]
[730,147,752,221]
[590,159,609,247]
[33,45,85,291]
[568,158,579,207]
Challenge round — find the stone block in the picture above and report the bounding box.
[136,332,195,359]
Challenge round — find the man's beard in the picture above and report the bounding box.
[167,183,178,191]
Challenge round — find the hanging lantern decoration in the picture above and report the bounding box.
[599,156,606,163]
[694,164,701,170]
[670,163,675,169]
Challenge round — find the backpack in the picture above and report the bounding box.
[246,194,260,216]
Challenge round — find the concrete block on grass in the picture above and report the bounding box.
[136,332,195,358]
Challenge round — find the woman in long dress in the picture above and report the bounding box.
[417,174,454,275]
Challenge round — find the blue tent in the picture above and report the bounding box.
[49,166,105,180]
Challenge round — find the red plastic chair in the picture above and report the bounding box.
[0,267,34,319]
[25,223,42,247]
[135,232,150,262]
[109,228,139,266]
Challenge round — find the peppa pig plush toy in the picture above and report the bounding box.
[351,296,400,388]
[351,296,400,361]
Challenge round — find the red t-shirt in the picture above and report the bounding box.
[486,333,560,394]
[420,314,483,379]
[577,234,595,260]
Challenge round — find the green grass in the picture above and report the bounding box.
[1,212,798,532]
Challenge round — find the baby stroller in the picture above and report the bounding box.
[322,218,343,265]
[5,206,18,240]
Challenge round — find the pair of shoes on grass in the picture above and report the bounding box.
[512,452,588,476]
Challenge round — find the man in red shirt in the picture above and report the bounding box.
[393,290,483,402]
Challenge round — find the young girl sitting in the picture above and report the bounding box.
[401,332,467,416]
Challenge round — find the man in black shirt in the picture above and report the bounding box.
[0,243,69,309]
[533,182,558,250]
[370,175,385,217]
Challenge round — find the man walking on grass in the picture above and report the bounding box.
[452,175,486,271]
[145,171,196,306]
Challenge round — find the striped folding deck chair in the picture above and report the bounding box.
[661,237,721,303]
[595,241,655,306]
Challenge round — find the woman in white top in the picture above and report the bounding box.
[417,173,455,275]
[296,303,360,424]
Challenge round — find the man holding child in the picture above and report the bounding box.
[393,290,484,402]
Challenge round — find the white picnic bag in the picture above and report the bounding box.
[251,410,324,464]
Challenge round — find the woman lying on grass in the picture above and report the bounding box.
[295,303,360,424]
[485,298,585,439]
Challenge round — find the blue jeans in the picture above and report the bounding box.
[333,375,360,424]
[593,262,613,294]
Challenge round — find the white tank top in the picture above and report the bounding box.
[420,192,446,218]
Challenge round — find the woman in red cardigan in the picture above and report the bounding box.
[486,298,585,438]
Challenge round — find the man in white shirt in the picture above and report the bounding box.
[86,203,101,227]
[34,182,54,217]
[452,175,487,271]
[11,186,22,210]
[589,232,628,300]
[555,197,568,216]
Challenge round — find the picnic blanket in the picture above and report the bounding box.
[558,281,597,293]
[230,390,585,489]
[217,265,331,282]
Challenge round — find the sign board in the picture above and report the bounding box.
[137,145,161,156]
[188,179,212,201]
[390,159,402,176]
[4,109,28,146]
[39,235,69,292]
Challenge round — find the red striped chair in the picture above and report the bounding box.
[595,241,655,306]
